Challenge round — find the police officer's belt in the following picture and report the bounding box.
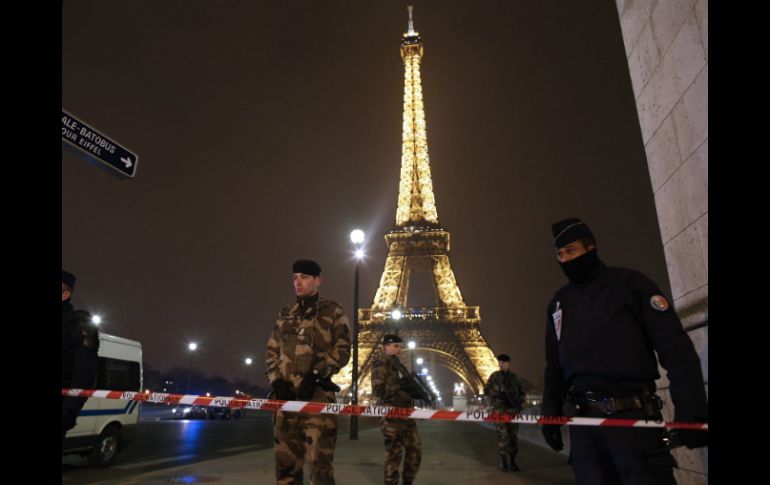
[572,390,660,416]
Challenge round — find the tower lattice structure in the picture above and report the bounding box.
[337,7,498,404]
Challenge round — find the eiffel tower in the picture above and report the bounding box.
[338,7,498,403]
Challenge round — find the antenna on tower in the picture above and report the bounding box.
[407,5,416,36]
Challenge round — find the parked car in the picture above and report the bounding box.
[208,406,242,420]
[171,405,208,419]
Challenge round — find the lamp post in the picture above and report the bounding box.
[244,357,253,386]
[350,229,365,440]
[186,342,198,394]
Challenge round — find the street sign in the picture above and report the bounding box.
[62,110,138,179]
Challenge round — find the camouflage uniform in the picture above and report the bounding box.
[484,370,525,463]
[266,295,351,485]
[371,354,421,485]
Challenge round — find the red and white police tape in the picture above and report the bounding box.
[62,388,707,430]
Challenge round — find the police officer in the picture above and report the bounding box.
[371,334,422,485]
[265,260,351,485]
[61,270,100,446]
[541,218,708,484]
[483,353,525,472]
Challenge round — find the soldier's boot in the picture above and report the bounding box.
[498,455,509,471]
[507,453,520,472]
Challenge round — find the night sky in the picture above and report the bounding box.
[62,0,669,392]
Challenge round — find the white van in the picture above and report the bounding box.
[62,333,142,467]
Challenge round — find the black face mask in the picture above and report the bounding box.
[559,250,600,284]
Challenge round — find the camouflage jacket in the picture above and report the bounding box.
[371,354,413,408]
[266,296,351,389]
[484,370,525,411]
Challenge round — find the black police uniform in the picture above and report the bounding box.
[62,300,100,443]
[542,261,708,484]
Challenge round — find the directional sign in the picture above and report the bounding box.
[62,110,138,179]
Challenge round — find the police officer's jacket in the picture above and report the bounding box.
[542,262,708,423]
[62,301,100,413]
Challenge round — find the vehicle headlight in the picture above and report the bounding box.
[183,407,191,414]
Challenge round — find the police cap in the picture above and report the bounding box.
[552,218,595,249]
[292,260,322,276]
[382,334,402,345]
[62,270,76,290]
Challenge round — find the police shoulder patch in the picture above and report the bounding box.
[650,295,670,312]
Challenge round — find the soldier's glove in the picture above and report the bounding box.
[270,378,295,401]
[670,428,708,449]
[317,377,341,393]
[297,372,317,401]
[542,424,564,452]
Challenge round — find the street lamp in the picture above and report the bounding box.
[391,309,402,335]
[407,341,416,372]
[186,342,198,394]
[350,228,365,440]
[416,357,424,365]
[91,315,102,325]
[244,357,253,385]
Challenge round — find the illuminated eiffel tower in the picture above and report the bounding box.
[338,7,498,403]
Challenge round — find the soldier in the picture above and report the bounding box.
[371,334,422,485]
[483,353,525,472]
[265,260,351,485]
[61,270,100,446]
[542,218,708,484]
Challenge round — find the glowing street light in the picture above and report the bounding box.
[350,229,365,244]
[244,357,253,384]
[186,342,198,394]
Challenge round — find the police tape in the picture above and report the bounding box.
[62,388,707,430]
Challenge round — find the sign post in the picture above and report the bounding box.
[62,110,138,179]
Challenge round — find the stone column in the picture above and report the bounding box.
[614,1,708,483]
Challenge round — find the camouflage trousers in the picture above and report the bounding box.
[494,421,519,458]
[273,390,338,485]
[381,417,421,485]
